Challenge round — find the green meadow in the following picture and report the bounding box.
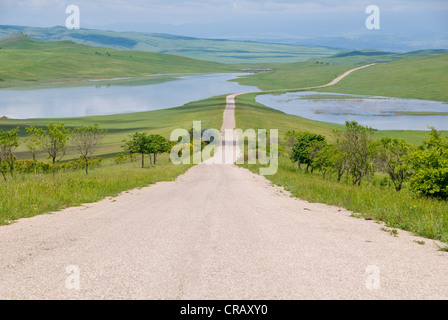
[316,53,448,102]
[0,34,238,88]
[234,52,448,102]
[233,61,354,91]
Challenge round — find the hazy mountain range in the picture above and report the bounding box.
[1,25,447,65]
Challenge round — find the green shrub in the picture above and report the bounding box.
[13,160,52,174]
[410,128,448,199]
[114,153,128,164]
[57,157,103,172]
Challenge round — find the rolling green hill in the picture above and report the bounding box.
[0,33,238,87]
[0,25,341,64]
[233,61,355,91]
[234,51,448,102]
[317,53,448,101]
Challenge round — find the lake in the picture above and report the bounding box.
[0,73,259,119]
[256,91,448,131]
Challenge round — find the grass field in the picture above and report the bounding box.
[234,52,448,102]
[0,34,238,87]
[316,53,448,102]
[233,61,354,91]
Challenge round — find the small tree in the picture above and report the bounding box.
[284,130,302,149]
[0,127,20,178]
[0,155,6,181]
[72,124,107,174]
[123,132,149,168]
[290,132,326,172]
[376,137,413,191]
[25,126,44,176]
[334,121,376,186]
[123,133,170,167]
[306,139,328,174]
[330,145,349,182]
[40,123,71,178]
[147,134,170,165]
[313,143,336,179]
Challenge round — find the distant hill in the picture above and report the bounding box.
[263,34,448,53]
[0,25,341,64]
[311,48,448,66]
[0,33,238,87]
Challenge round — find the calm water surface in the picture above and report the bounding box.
[256,91,448,131]
[0,73,259,119]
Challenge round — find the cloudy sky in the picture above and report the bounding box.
[1,0,447,49]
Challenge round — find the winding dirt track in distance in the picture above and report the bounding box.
[251,63,377,94]
[1,64,448,300]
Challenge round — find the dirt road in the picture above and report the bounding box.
[1,65,448,299]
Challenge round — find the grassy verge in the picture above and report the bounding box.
[235,93,448,244]
[241,157,448,244]
[0,155,192,225]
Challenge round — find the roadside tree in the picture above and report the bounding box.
[0,127,20,178]
[376,137,413,191]
[409,127,448,199]
[290,132,326,172]
[146,134,170,165]
[123,132,150,168]
[72,124,107,174]
[40,123,71,178]
[25,126,44,176]
[334,121,376,186]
